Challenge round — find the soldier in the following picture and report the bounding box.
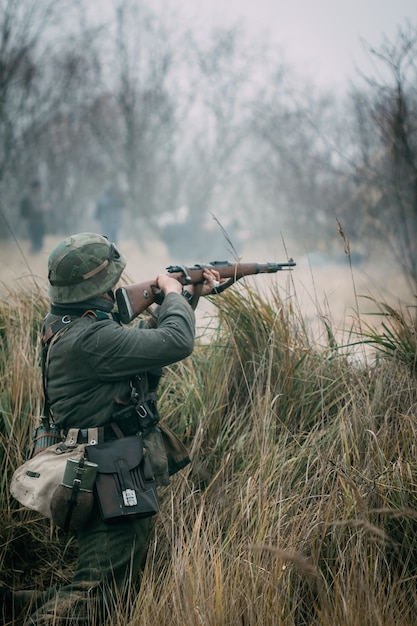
[20,179,50,253]
[5,232,221,625]
[95,181,124,244]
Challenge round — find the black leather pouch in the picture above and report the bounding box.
[86,434,159,522]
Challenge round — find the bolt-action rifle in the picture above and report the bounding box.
[115,259,296,324]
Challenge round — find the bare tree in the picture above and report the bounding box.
[347,23,417,290]
[161,25,266,259]
[81,7,265,257]
[248,67,349,251]
[0,0,99,238]
[71,0,182,245]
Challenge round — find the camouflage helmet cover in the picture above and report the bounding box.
[48,233,126,303]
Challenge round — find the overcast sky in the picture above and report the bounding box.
[156,0,417,92]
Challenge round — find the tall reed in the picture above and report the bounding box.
[1,283,416,625]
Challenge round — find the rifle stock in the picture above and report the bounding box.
[115,259,296,324]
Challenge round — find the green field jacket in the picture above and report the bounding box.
[44,292,195,430]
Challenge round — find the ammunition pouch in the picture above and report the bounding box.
[112,402,191,485]
[112,400,159,437]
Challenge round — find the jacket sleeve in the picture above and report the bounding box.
[78,292,196,380]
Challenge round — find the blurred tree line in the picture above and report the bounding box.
[0,0,416,290]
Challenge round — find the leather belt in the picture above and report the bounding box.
[76,426,116,444]
[68,404,158,445]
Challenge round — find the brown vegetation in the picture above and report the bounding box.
[1,271,416,625]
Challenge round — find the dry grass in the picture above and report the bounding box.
[1,282,417,625]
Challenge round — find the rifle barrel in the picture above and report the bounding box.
[254,260,296,273]
[166,259,296,278]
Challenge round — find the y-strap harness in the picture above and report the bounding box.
[40,311,160,444]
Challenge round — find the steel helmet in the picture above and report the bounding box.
[48,232,126,303]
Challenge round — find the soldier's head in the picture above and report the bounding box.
[30,179,41,195]
[48,232,126,304]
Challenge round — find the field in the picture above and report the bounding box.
[1,233,416,625]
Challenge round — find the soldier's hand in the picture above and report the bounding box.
[156,269,224,299]
[156,273,182,295]
[199,269,223,296]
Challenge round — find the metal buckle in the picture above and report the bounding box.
[137,405,147,418]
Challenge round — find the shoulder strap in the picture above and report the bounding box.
[40,316,74,419]
[40,311,101,419]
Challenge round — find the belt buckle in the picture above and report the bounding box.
[137,405,147,418]
[78,429,88,443]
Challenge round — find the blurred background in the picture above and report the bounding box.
[0,0,416,327]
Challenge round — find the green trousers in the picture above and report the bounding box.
[24,504,153,625]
